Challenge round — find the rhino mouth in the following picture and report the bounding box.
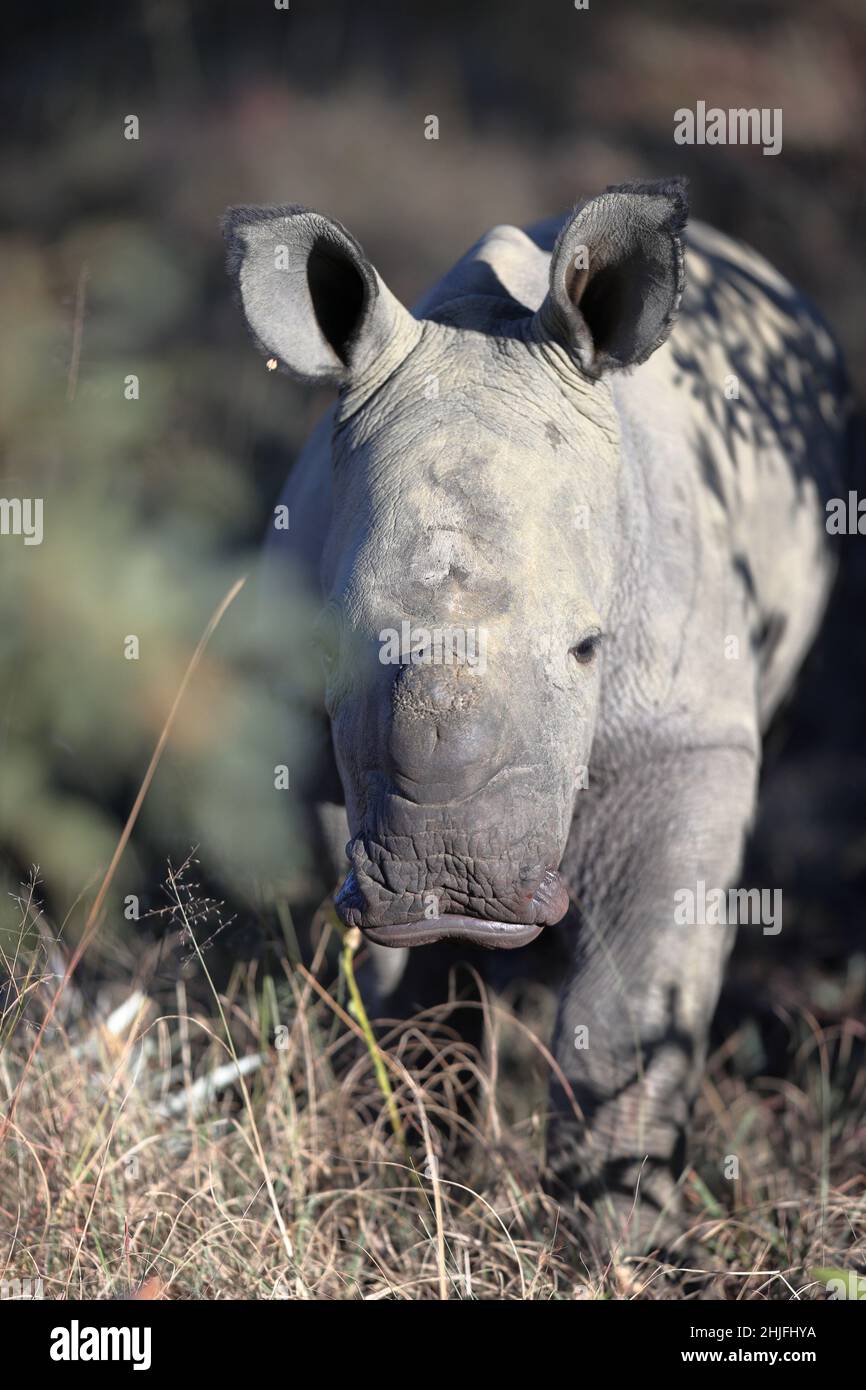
[335,864,570,949]
[361,915,546,950]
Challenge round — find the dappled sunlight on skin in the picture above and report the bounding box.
[672,226,849,508]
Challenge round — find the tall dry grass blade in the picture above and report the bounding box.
[167,864,295,1265]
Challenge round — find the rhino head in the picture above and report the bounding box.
[225,182,686,949]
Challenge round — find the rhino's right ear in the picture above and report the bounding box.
[223,205,419,385]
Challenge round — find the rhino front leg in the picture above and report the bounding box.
[548,744,759,1248]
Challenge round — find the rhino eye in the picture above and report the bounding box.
[571,632,602,665]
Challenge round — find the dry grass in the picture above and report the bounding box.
[1,878,864,1302]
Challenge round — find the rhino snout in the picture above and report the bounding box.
[385,663,507,801]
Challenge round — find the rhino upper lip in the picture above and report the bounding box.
[344,867,570,949]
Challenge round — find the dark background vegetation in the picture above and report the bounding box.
[1,0,864,1046]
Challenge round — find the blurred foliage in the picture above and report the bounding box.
[0,198,322,943]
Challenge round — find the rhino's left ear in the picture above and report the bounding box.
[223,205,420,386]
[534,178,687,377]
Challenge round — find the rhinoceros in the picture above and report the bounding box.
[224,179,851,1240]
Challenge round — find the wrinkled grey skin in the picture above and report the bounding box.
[224,180,851,1242]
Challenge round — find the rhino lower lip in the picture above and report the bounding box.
[362,916,545,950]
